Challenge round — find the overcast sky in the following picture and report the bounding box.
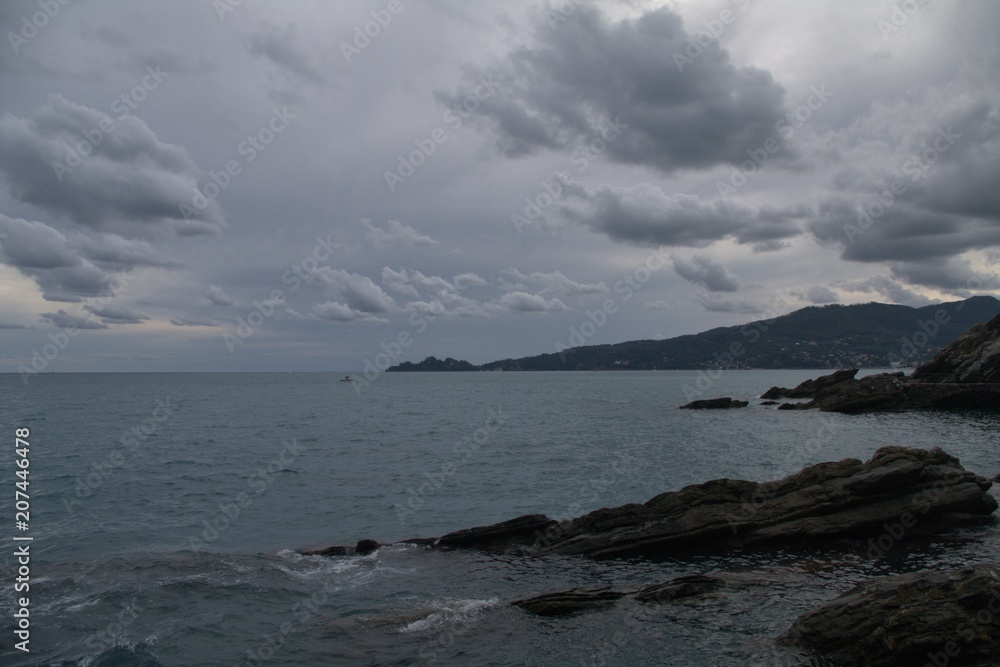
[1,0,998,373]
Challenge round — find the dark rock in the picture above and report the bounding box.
[355,539,379,555]
[435,514,558,550]
[680,397,749,409]
[780,564,1000,666]
[911,313,1000,383]
[512,586,628,616]
[537,446,996,558]
[300,545,349,557]
[300,538,380,557]
[306,448,996,561]
[760,400,780,406]
[766,316,1000,412]
[513,574,726,616]
[797,371,1000,413]
[760,368,858,400]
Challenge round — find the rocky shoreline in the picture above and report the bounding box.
[301,446,999,664]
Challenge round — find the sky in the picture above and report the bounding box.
[0,0,998,373]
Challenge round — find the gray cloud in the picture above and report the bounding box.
[247,22,326,85]
[494,290,567,314]
[795,285,840,305]
[84,303,149,324]
[444,5,790,173]
[170,317,219,327]
[694,292,764,314]
[309,268,396,314]
[672,255,740,293]
[561,183,804,249]
[0,95,225,237]
[363,219,439,248]
[39,309,108,330]
[205,285,235,307]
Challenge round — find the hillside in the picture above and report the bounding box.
[389,296,1000,372]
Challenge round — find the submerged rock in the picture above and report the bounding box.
[679,397,748,409]
[299,539,379,557]
[781,564,1000,666]
[513,574,726,617]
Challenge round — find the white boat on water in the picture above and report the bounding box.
[340,375,354,382]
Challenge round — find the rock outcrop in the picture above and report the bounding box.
[303,447,996,560]
[910,313,1000,383]
[781,564,1000,666]
[758,314,1000,413]
[761,368,860,400]
[679,397,748,409]
[535,446,995,558]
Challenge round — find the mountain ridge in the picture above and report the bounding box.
[387,296,1000,372]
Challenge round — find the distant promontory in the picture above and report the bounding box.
[386,296,1000,372]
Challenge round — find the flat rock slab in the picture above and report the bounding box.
[680,397,748,409]
[781,564,1000,666]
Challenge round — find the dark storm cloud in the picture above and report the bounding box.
[672,255,741,293]
[0,214,181,300]
[889,259,1000,293]
[561,183,804,249]
[807,82,1000,271]
[0,95,225,237]
[810,199,1000,265]
[443,5,790,173]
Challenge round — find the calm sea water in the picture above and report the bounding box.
[1,371,998,666]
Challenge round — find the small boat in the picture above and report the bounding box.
[340,375,354,382]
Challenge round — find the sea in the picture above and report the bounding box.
[0,370,997,666]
